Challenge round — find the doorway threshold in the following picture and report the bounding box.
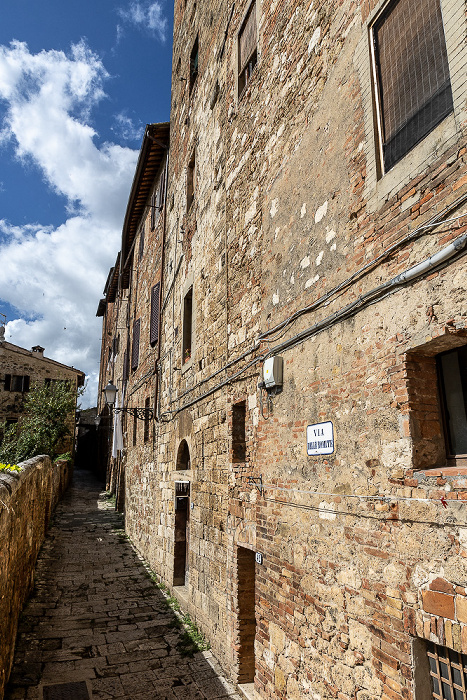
[238,683,257,700]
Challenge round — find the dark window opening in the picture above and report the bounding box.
[232,400,247,462]
[176,439,191,471]
[174,480,190,586]
[133,408,138,447]
[5,374,30,392]
[150,282,161,347]
[189,36,199,93]
[238,1,258,97]
[131,319,141,371]
[138,226,145,261]
[438,346,467,461]
[182,287,193,364]
[144,397,151,443]
[372,0,453,173]
[187,152,195,211]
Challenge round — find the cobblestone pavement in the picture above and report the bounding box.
[5,469,240,700]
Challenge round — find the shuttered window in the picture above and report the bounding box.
[138,227,145,261]
[150,282,161,347]
[123,349,129,383]
[238,1,258,96]
[4,374,30,392]
[150,191,156,231]
[131,319,141,371]
[372,0,453,172]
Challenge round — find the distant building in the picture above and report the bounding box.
[0,325,85,432]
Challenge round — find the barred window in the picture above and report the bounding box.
[438,346,467,463]
[238,1,258,97]
[427,641,467,700]
[371,0,453,173]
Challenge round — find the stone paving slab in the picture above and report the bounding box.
[5,470,240,700]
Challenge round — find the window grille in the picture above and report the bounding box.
[182,287,193,364]
[131,319,141,371]
[150,282,161,347]
[372,0,453,172]
[238,1,257,96]
[427,641,467,700]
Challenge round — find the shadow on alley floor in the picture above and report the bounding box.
[5,469,241,700]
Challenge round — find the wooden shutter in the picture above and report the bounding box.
[150,282,161,347]
[131,319,141,371]
[374,0,453,170]
[123,349,129,383]
[239,2,257,74]
[23,375,30,392]
[4,374,11,391]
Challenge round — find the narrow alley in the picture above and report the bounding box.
[5,470,240,700]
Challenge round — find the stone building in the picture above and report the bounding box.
[0,325,85,438]
[97,0,467,698]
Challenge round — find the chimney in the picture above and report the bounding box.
[32,345,45,357]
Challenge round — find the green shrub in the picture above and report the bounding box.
[0,382,79,464]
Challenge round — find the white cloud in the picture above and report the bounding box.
[118,1,168,42]
[0,41,139,407]
[112,112,144,142]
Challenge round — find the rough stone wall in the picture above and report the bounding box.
[0,456,71,698]
[98,0,467,697]
[0,342,84,432]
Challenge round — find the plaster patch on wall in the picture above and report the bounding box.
[301,203,307,218]
[270,198,279,218]
[325,228,336,243]
[305,275,319,289]
[248,393,257,410]
[290,273,295,285]
[319,501,336,520]
[245,200,257,225]
[273,292,280,305]
[316,251,324,266]
[300,256,310,269]
[330,243,336,251]
[308,26,321,54]
[315,200,328,223]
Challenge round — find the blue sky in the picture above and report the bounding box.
[0,0,173,406]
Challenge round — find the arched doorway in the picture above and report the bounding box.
[174,441,191,586]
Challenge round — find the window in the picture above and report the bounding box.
[4,375,30,392]
[232,401,247,462]
[438,346,467,462]
[426,641,467,700]
[187,151,195,211]
[133,408,138,447]
[176,439,191,470]
[238,1,258,97]
[182,287,193,364]
[189,35,199,93]
[131,318,141,371]
[144,397,151,443]
[150,282,161,347]
[371,0,453,173]
[138,226,145,261]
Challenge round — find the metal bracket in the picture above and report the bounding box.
[114,407,153,421]
[247,475,264,496]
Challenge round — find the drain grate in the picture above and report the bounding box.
[42,681,90,700]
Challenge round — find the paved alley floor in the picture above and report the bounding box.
[5,469,240,700]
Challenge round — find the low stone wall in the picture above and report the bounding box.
[0,456,71,699]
